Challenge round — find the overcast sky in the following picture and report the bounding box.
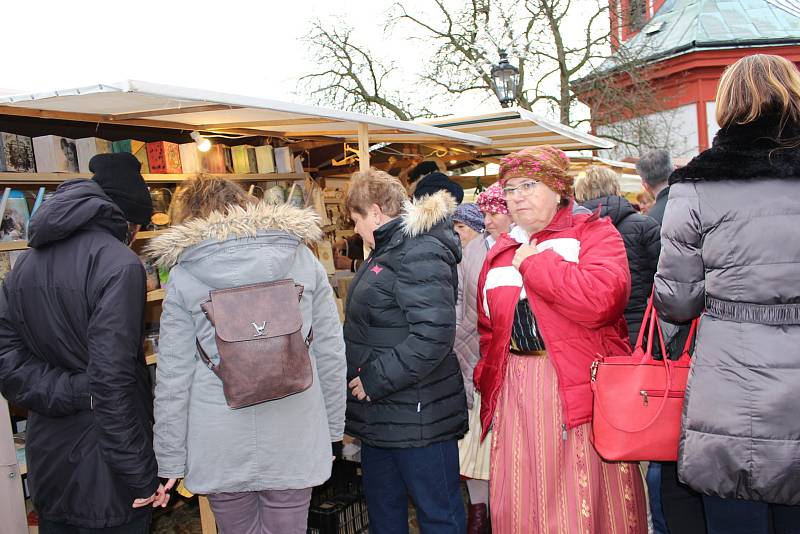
[2,0,499,116]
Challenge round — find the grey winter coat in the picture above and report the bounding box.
[455,235,489,408]
[654,113,800,505]
[146,203,346,494]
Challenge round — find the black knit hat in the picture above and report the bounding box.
[408,160,441,183]
[412,172,464,204]
[90,153,153,226]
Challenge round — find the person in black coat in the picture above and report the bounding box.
[0,153,168,532]
[576,166,660,347]
[344,169,468,533]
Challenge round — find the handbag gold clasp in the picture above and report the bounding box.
[590,360,599,381]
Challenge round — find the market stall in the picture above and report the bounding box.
[0,80,492,534]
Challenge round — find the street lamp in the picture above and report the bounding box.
[490,50,520,108]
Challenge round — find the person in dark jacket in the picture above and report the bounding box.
[655,54,800,534]
[635,149,706,534]
[344,169,468,534]
[0,153,167,532]
[576,166,660,347]
[636,149,672,225]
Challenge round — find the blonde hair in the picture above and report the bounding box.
[716,54,800,129]
[345,168,407,217]
[169,174,256,225]
[574,166,621,202]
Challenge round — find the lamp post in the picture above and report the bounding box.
[490,50,520,108]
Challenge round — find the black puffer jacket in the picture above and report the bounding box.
[0,180,158,528]
[344,191,468,448]
[582,195,660,346]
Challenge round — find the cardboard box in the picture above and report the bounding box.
[0,133,36,172]
[75,138,112,173]
[112,140,150,173]
[32,136,79,173]
[146,141,183,174]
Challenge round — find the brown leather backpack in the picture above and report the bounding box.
[196,279,313,409]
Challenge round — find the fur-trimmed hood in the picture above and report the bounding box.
[671,113,800,184]
[402,189,458,237]
[146,202,322,268]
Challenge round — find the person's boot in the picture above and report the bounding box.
[467,503,489,534]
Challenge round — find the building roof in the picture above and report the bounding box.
[595,0,800,74]
[0,80,492,147]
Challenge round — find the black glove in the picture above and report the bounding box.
[332,441,343,460]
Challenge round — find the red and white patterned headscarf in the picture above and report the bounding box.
[476,182,509,215]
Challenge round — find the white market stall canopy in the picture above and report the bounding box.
[0,80,492,148]
[420,108,614,153]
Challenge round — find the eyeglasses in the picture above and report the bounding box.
[502,180,540,198]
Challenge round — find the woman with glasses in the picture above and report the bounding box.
[475,146,647,533]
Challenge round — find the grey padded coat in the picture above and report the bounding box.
[146,203,346,494]
[654,113,800,505]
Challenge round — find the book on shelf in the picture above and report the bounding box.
[274,146,293,174]
[75,138,112,173]
[32,136,79,173]
[178,143,202,174]
[146,142,183,174]
[247,147,258,174]
[255,145,275,174]
[1,189,30,242]
[222,146,234,173]
[112,140,150,173]
[0,133,36,172]
[231,145,253,174]
[201,145,227,174]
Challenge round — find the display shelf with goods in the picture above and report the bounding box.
[0,172,309,185]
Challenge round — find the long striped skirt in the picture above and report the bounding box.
[490,354,648,534]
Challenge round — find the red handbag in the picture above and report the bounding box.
[590,298,697,462]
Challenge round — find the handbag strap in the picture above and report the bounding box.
[677,318,699,361]
[196,338,219,374]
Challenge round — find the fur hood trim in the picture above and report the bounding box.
[401,190,457,237]
[671,113,800,184]
[146,202,322,268]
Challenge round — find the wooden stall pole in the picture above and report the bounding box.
[198,495,218,534]
[357,123,370,173]
[0,395,27,534]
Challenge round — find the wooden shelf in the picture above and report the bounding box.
[147,289,165,302]
[0,240,28,251]
[0,231,164,252]
[0,172,309,185]
[135,230,168,240]
[145,353,158,366]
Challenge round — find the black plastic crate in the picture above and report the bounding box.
[308,493,368,534]
[308,459,368,534]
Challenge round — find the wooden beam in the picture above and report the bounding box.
[288,139,342,151]
[358,123,370,173]
[200,118,343,130]
[107,104,241,121]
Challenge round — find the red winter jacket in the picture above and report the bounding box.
[475,202,631,439]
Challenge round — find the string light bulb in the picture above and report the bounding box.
[190,131,212,152]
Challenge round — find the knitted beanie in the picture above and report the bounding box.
[453,203,485,233]
[498,145,573,198]
[90,153,153,226]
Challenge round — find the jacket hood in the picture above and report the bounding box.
[28,180,127,249]
[581,195,636,226]
[671,113,800,184]
[145,202,322,269]
[402,190,461,261]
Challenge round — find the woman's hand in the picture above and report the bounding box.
[512,240,539,270]
[349,377,371,401]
